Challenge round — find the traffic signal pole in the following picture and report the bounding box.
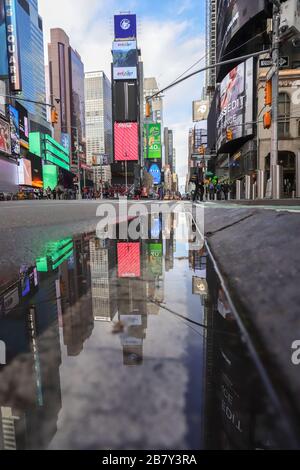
[271,1,281,199]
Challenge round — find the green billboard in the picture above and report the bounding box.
[148,243,163,276]
[43,164,58,190]
[144,123,161,159]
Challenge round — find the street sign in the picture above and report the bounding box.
[260,56,289,69]
[259,58,272,68]
[279,56,289,68]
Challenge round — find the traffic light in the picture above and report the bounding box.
[263,111,272,129]
[264,80,272,107]
[145,101,151,118]
[51,107,59,124]
[226,128,233,141]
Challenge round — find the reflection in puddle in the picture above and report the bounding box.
[0,213,296,449]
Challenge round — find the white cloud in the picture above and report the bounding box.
[38,0,205,178]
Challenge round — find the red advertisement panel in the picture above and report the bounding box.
[117,242,141,278]
[114,122,138,161]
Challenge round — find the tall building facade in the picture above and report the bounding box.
[48,28,85,171]
[207,0,300,198]
[16,0,49,129]
[0,0,50,193]
[111,13,143,187]
[143,77,163,124]
[205,0,217,102]
[85,71,112,166]
[164,128,174,172]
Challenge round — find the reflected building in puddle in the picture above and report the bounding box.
[202,255,293,450]
[89,238,118,323]
[59,234,93,356]
[0,264,62,449]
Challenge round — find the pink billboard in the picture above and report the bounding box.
[117,242,141,278]
[114,122,139,161]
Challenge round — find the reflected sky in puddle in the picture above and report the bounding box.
[0,213,295,449]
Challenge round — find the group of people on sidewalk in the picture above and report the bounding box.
[190,180,233,202]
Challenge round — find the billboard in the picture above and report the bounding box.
[149,243,163,277]
[0,0,7,76]
[117,242,141,278]
[144,123,161,159]
[61,132,71,153]
[114,14,137,40]
[4,0,22,91]
[217,0,266,60]
[15,102,29,148]
[113,41,137,80]
[114,122,139,161]
[43,164,58,190]
[8,105,20,155]
[193,100,209,122]
[113,80,138,122]
[0,79,6,116]
[18,158,32,186]
[28,153,43,188]
[148,163,161,185]
[0,115,10,154]
[216,58,254,152]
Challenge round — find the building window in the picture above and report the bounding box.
[18,0,30,15]
[278,92,290,138]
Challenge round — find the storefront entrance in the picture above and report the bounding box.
[265,152,296,197]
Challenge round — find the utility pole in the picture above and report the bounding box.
[271,0,281,199]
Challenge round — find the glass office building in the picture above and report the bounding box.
[70,48,85,161]
[16,0,49,129]
[85,71,112,165]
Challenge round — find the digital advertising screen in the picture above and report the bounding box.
[43,164,58,190]
[144,123,162,159]
[113,41,138,80]
[28,153,43,188]
[217,0,266,60]
[0,79,6,116]
[61,132,71,153]
[16,102,29,149]
[9,105,20,156]
[114,14,137,40]
[114,122,139,161]
[148,163,161,185]
[148,243,163,277]
[0,116,11,155]
[117,242,141,278]
[18,158,32,186]
[113,81,138,122]
[216,58,254,152]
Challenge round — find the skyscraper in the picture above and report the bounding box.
[16,0,49,131]
[48,28,85,170]
[143,77,163,124]
[85,71,112,166]
[206,0,217,102]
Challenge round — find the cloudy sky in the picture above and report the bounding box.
[39,0,206,184]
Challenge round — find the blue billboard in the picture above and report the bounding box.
[149,163,161,185]
[114,14,137,40]
[61,132,71,153]
[4,0,22,91]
